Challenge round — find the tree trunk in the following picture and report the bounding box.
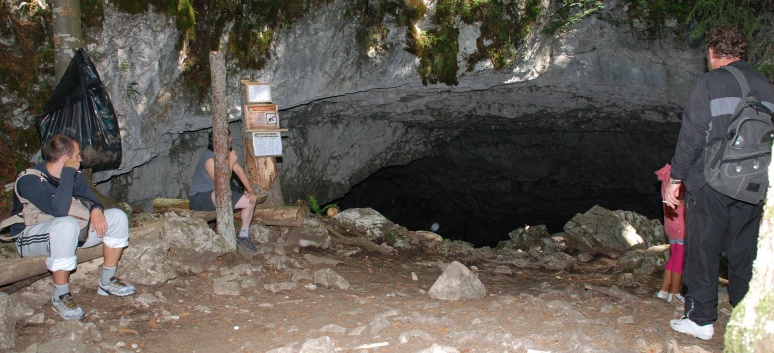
[209,51,235,250]
[52,0,83,82]
[725,151,774,352]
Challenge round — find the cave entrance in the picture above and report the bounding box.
[338,128,678,247]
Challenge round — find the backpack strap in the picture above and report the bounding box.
[722,66,750,97]
[0,169,45,240]
[722,66,772,115]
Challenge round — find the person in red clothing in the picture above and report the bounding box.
[655,164,686,303]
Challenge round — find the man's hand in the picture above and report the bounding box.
[90,208,108,237]
[663,183,682,209]
[245,192,258,204]
[64,157,80,171]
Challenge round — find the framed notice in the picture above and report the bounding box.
[245,83,272,103]
[252,132,282,157]
[244,104,279,131]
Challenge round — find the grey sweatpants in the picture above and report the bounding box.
[15,209,130,272]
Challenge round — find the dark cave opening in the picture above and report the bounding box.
[338,127,679,247]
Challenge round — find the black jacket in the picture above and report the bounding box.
[670,60,774,193]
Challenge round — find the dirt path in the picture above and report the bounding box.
[8,241,727,353]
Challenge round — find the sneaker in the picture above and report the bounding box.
[98,277,137,297]
[236,236,257,252]
[669,317,714,340]
[52,293,85,320]
[668,293,685,303]
[656,290,669,299]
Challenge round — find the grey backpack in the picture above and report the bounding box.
[704,66,774,204]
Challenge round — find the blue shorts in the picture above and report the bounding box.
[189,190,242,211]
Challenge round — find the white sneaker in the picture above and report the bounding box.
[669,317,713,340]
[656,290,669,299]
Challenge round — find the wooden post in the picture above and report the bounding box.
[240,80,284,206]
[244,137,284,205]
[209,51,235,249]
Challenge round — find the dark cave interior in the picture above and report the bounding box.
[338,127,680,247]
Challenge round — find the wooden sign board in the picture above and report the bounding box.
[245,83,272,103]
[251,131,282,157]
[244,104,279,131]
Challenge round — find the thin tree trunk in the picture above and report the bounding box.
[52,0,82,82]
[725,146,774,352]
[209,51,235,250]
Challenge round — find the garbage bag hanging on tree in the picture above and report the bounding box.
[35,48,122,171]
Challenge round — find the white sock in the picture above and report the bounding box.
[238,227,249,238]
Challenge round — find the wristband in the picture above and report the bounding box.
[669,178,682,184]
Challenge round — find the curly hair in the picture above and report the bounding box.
[41,134,77,162]
[707,27,748,60]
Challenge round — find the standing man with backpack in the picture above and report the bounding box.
[664,27,774,340]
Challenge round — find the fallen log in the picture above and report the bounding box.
[252,205,304,227]
[165,205,303,227]
[153,198,191,213]
[0,225,159,287]
[154,195,268,215]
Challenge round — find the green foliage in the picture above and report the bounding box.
[401,0,543,86]
[80,0,105,29]
[174,0,331,100]
[623,0,691,39]
[544,0,605,35]
[307,195,337,215]
[686,0,774,80]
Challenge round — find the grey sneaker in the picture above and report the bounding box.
[236,236,257,252]
[98,277,137,297]
[52,293,85,320]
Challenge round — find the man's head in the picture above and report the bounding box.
[707,27,748,69]
[42,135,80,163]
[207,129,232,151]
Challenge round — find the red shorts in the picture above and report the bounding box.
[665,243,685,274]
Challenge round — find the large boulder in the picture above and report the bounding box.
[333,208,398,242]
[429,261,486,300]
[563,206,645,258]
[612,210,667,247]
[614,244,670,281]
[120,222,178,286]
[284,217,331,251]
[164,217,233,263]
[498,225,551,251]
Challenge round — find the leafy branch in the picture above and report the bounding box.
[307,195,338,215]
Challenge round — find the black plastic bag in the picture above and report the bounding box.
[35,48,122,171]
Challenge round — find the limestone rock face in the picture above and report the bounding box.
[1,1,705,244]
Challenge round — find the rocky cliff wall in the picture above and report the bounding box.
[2,1,705,232]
